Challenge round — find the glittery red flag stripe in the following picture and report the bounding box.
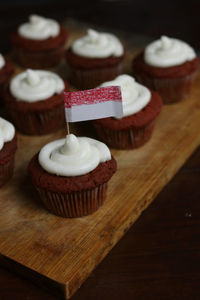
[63,86,123,122]
[64,86,122,108]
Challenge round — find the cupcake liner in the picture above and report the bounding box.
[36,183,108,218]
[8,106,65,135]
[0,156,15,187]
[13,44,66,69]
[94,120,155,149]
[68,61,124,90]
[135,72,197,104]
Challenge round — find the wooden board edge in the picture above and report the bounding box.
[0,254,68,299]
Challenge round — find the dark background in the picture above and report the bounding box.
[0,0,199,52]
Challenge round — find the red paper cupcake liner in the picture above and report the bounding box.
[94,120,155,149]
[0,156,15,187]
[67,61,124,90]
[135,72,197,104]
[13,44,66,69]
[36,183,108,218]
[8,106,65,135]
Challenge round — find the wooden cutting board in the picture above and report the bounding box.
[1,21,200,299]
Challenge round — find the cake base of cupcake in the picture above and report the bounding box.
[132,52,199,104]
[13,44,66,69]
[135,73,197,104]
[94,120,155,149]
[11,26,68,69]
[0,133,17,186]
[0,157,15,187]
[36,183,107,218]
[67,62,124,90]
[93,90,162,149]
[28,154,117,218]
[3,80,69,136]
[65,48,125,89]
[7,105,65,135]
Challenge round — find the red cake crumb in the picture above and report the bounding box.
[11,26,68,52]
[66,47,125,69]
[132,52,199,79]
[0,134,17,165]
[28,154,117,193]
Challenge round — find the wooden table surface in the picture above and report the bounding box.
[1,1,200,299]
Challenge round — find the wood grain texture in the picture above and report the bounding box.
[1,22,200,299]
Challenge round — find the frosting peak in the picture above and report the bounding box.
[100,74,151,117]
[161,36,171,50]
[10,69,65,102]
[39,134,111,176]
[144,36,196,67]
[18,14,60,40]
[26,69,40,86]
[71,28,124,58]
[88,29,99,43]
[0,54,5,70]
[60,134,80,155]
[0,117,15,151]
[30,15,47,29]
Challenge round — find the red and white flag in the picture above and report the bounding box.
[64,86,123,122]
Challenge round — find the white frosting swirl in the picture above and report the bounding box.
[10,69,65,102]
[100,75,151,117]
[39,134,111,176]
[18,15,60,40]
[0,54,5,69]
[0,117,15,151]
[144,36,196,67]
[71,29,124,58]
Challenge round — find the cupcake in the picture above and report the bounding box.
[11,15,68,68]
[28,134,117,218]
[3,69,68,135]
[0,117,17,186]
[65,29,125,89]
[132,36,199,104]
[93,75,162,149]
[0,54,14,99]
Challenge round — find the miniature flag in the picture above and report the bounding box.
[64,86,123,122]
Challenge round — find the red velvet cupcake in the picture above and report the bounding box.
[65,29,125,89]
[0,117,17,186]
[28,134,117,218]
[132,36,199,104]
[93,75,162,149]
[0,55,14,99]
[11,15,68,69]
[3,69,68,135]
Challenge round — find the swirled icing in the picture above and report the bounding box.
[71,29,124,58]
[10,69,65,102]
[18,15,60,40]
[144,36,196,67]
[100,74,151,117]
[0,54,5,69]
[0,117,15,151]
[38,134,111,176]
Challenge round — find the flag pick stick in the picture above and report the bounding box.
[66,119,70,135]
